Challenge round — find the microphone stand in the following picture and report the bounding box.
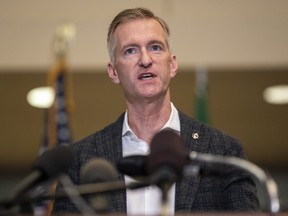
[58,175,97,216]
[0,177,149,210]
[189,151,280,214]
[148,169,177,216]
[160,184,170,216]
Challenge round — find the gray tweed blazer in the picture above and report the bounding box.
[52,111,260,214]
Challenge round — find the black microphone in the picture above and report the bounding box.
[147,129,187,178]
[79,158,118,213]
[147,129,187,216]
[1,146,73,208]
[117,131,233,179]
[118,129,187,216]
[118,129,187,188]
[116,155,147,177]
[117,154,222,178]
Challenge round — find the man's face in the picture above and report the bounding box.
[107,18,178,104]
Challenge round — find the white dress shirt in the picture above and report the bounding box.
[122,103,180,216]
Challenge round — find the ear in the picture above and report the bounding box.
[107,62,120,84]
[170,54,178,78]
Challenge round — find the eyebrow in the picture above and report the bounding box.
[121,43,139,51]
[148,40,166,47]
[121,39,166,50]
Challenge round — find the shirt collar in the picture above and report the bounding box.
[122,102,180,137]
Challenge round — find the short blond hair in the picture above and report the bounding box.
[107,7,170,62]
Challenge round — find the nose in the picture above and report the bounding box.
[138,49,152,68]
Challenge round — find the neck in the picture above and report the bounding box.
[126,98,172,144]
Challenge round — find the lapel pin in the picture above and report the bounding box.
[192,133,199,139]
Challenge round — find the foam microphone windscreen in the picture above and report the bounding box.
[33,146,73,180]
[147,129,187,177]
[80,158,118,185]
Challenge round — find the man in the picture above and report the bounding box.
[52,7,260,215]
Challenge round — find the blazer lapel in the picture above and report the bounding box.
[103,114,127,213]
[175,112,202,211]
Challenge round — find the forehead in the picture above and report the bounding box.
[113,19,168,46]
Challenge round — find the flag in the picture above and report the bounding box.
[195,67,209,124]
[40,57,74,154]
[35,57,74,216]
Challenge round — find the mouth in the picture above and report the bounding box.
[138,73,156,80]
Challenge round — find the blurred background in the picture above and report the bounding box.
[0,0,287,211]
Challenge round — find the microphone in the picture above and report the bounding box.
[146,129,187,216]
[189,151,280,214]
[116,155,147,177]
[1,146,73,212]
[80,158,118,184]
[54,158,146,216]
[117,154,221,178]
[79,158,118,213]
[0,157,148,215]
[147,129,187,185]
[51,158,119,216]
[118,129,187,190]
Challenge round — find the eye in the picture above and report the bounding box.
[149,44,163,52]
[124,47,137,55]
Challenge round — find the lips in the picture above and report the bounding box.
[138,73,156,80]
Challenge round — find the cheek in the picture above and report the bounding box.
[116,62,136,80]
[117,70,132,87]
